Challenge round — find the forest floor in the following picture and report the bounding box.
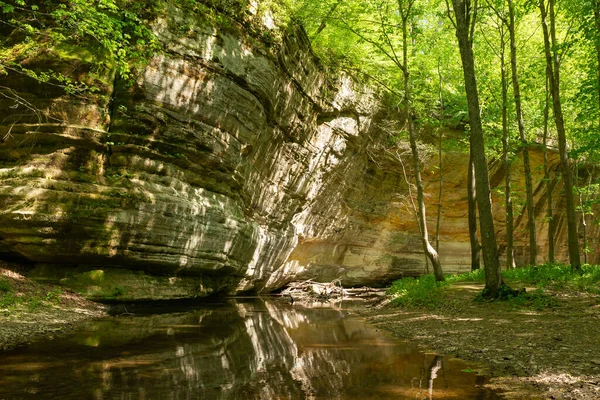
[0,261,107,352]
[359,282,600,400]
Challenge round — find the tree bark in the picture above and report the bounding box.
[451,0,502,295]
[468,148,481,271]
[401,3,444,281]
[500,24,515,270]
[508,0,536,265]
[595,0,600,131]
[436,60,444,253]
[539,0,581,269]
[543,73,555,263]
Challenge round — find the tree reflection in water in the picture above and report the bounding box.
[0,298,501,399]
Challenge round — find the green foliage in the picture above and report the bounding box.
[0,282,65,315]
[388,274,447,308]
[503,263,600,293]
[0,292,18,309]
[0,277,11,293]
[112,285,125,297]
[287,0,466,130]
[45,287,63,303]
[449,264,600,294]
[446,268,485,283]
[27,297,41,312]
[0,0,160,90]
[475,284,556,311]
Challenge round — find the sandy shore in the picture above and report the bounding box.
[0,262,107,352]
[358,283,600,399]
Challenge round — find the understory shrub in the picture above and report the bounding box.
[446,268,485,283]
[503,263,600,293]
[387,275,447,308]
[0,278,11,293]
[447,263,600,293]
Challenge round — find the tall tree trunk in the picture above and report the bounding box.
[436,60,444,253]
[500,26,516,270]
[579,166,592,264]
[451,0,502,295]
[595,0,600,131]
[508,0,536,265]
[468,148,481,271]
[539,0,581,269]
[543,74,555,263]
[397,151,430,273]
[401,8,444,281]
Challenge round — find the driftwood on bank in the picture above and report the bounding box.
[280,279,387,303]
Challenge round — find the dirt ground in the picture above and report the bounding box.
[0,261,107,352]
[359,283,600,399]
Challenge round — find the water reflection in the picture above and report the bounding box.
[0,299,501,399]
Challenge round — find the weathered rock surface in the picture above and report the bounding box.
[0,2,598,300]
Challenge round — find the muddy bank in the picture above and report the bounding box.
[359,283,600,399]
[0,262,107,352]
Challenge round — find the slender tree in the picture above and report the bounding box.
[539,0,581,269]
[467,149,482,271]
[507,0,536,265]
[498,15,516,270]
[435,61,444,254]
[448,0,503,295]
[543,74,556,263]
[484,1,515,269]
[595,0,600,130]
[400,0,445,281]
[338,0,444,280]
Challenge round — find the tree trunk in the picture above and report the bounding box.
[508,0,536,265]
[436,60,444,253]
[500,25,515,270]
[468,148,481,271]
[539,0,581,269]
[579,166,591,264]
[543,73,555,263]
[595,0,600,131]
[402,10,444,282]
[397,150,431,273]
[452,0,502,296]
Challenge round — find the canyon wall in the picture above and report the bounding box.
[0,2,598,300]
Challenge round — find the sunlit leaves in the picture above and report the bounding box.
[1,0,159,85]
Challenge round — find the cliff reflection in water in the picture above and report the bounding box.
[0,299,500,399]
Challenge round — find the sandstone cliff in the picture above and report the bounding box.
[0,2,597,300]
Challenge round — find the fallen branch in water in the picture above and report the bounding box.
[280,280,387,303]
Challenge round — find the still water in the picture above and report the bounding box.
[0,298,501,399]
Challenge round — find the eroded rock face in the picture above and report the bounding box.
[1,3,598,299]
[0,3,381,298]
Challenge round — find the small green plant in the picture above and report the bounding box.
[45,288,63,304]
[0,278,11,293]
[388,275,448,308]
[0,293,18,308]
[505,287,557,310]
[503,263,600,293]
[27,298,42,312]
[461,368,474,373]
[112,285,126,297]
[446,269,486,283]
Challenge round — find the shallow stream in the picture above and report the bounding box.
[0,298,501,399]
